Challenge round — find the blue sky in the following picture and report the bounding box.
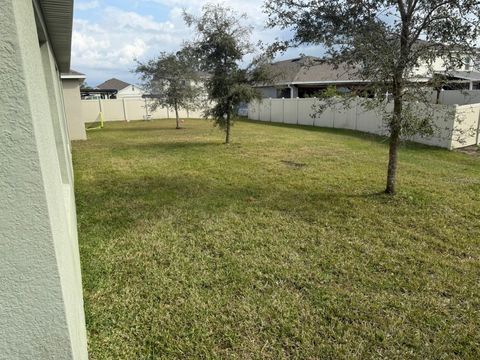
[72,0,324,86]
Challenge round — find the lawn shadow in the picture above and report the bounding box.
[240,119,451,152]
[111,140,223,152]
[76,172,394,239]
[102,125,192,132]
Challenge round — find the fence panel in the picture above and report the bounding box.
[101,100,126,121]
[271,99,284,123]
[81,99,210,122]
[249,101,260,120]
[313,101,334,128]
[333,102,356,130]
[283,99,297,124]
[356,100,387,135]
[440,90,480,106]
[82,100,101,123]
[125,99,148,120]
[150,106,169,119]
[298,99,315,126]
[259,100,271,122]
[451,104,480,148]
[248,97,474,149]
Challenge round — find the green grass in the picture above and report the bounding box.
[73,118,480,359]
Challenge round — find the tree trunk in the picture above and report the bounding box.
[174,102,180,129]
[225,113,231,144]
[385,4,410,195]
[385,97,402,194]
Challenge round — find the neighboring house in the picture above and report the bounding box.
[97,78,145,99]
[411,51,480,90]
[436,71,480,90]
[260,53,480,99]
[408,40,480,89]
[257,57,371,99]
[61,70,87,140]
[1,1,88,359]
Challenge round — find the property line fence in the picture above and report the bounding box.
[248,97,480,149]
[81,99,204,123]
[429,90,480,106]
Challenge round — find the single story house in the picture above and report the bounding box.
[97,78,144,99]
[256,57,371,99]
[1,0,88,359]
[259,53,480,99]
[433,70,480,90]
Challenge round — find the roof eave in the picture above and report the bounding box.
[61,74,86,80]
[37,0,74,72]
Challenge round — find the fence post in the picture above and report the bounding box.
[269,98,272,122]
[296,97,299,125]
[98,99,103,114]
[355,97,358,131]
[332,102,335,129]
[282,97,285,123]
[122,98,128,122]
[312,97,316,127]
[476,106,480,146]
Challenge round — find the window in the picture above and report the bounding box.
[276,87,291,98]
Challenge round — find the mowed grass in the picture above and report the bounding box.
[73,119,480,359]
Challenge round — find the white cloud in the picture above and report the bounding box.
[71,2,323,85]
[75,0,100,11]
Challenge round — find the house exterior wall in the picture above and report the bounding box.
[0,1,88,359]
[257,86,279,99]
[117,84,144,99]
[413,56,480,78]
[62,79,87,140]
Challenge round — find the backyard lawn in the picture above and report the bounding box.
[73,119,480,359]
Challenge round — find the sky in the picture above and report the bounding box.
[71,0,324,87]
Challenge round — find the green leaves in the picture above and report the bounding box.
[135,50,204,118]
[184,4,267,139]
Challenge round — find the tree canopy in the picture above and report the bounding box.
[136,50,202,129]
[184,4,268,143]
[265,0,480,193]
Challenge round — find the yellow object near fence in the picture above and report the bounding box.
[86,112,105,131]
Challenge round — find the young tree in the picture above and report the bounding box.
[265,0,480,194]
[136,50,202,129]
[184,4,266,144]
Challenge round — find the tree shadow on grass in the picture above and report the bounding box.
[240,119,450,152]
[110,141,223,152]
[103,125,195,132]
[75,172,396,241]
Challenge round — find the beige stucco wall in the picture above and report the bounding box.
[0,1,88,359]
[62,79,87,140]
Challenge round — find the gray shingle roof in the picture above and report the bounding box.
[265,57,365,85]
[445,71,480,81]
[97,78,131,90]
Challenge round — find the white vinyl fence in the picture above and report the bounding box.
[81,99,204,123]
[248,97,480,149]
[432,90,480,106]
